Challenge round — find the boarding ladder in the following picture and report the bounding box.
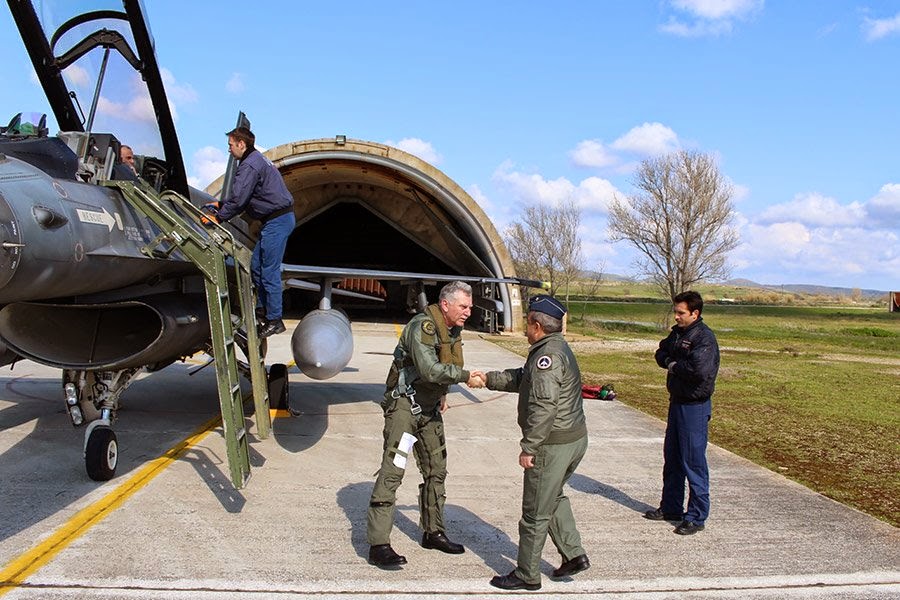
[106,180,271,489]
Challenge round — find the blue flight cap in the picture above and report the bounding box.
[528,294,567,319]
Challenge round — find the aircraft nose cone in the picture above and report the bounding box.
[290,309,354,380]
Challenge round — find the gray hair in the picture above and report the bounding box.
[439,281,472,302]
[529,310,562,333]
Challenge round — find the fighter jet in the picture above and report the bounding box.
[0,0,539,487]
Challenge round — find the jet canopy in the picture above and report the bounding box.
[8,0,187,194]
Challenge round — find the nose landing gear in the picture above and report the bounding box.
[85,420,118,481]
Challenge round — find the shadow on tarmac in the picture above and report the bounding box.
[568,472,656,515]
[336,480,553,576]
[0,362,229,542]
[271,380,384,453]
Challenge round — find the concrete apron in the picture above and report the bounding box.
[0,322,897,599]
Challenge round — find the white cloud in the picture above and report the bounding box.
[757,192,866,228]
[671,0,763,21]
[62,64,90,88]
[573,177,620,212]
[863,12,900,41]
[736,220,811,263]
[160,68,198,105]
[570,123,680,173]
[492,163,620,213]
[570,140,619,168]
[661,0,763,37]
[466,183,493,213]
[611,122,680,155]
[226,72,246,94]
[730,180,751,203]
[385,137,442,165]
[97,94,157,123]
[865,183,900,226]
[733,184,900,287]
[187,145,228,190]
[734,218,899,287]
[493,167,573,206]
[659,18,733,37]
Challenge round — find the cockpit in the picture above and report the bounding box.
[5,0,186,194]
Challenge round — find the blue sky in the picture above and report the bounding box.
[2,1,899,291]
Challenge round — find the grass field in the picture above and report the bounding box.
[490,299,900,526]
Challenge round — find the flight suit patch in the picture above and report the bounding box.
[536,356,552,370]
[421,320,436,335]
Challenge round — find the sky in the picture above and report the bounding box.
[1,0,899,291]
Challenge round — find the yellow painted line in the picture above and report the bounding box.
[0,414,222,595]
[394,324,403,337]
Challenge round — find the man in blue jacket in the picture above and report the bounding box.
[208,126,295,338]
[645,290,719,535]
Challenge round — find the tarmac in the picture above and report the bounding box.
[0,322,897,599]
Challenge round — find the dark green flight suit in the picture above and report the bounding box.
[366,304,471,546]
[486,331,587,585]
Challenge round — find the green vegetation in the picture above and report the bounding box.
[492,292,900,526]
[561,279,890,309]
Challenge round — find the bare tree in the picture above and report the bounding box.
[505,200,583,303]
[608,150,739,301]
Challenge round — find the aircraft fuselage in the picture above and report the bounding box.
[0,150,196,305]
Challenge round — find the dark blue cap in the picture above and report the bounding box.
[528,294,567,319]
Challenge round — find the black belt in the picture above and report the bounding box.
[260,206,293,223]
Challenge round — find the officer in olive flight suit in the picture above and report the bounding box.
[366,281,483,569]
[480,294,590,591]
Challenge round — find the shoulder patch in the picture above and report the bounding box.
[421,320,436,335]
[536,355,553,370]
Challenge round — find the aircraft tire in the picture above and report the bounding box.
[267,363,289,410]
[85,427,118,481]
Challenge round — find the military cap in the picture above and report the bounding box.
[528,294,567,319]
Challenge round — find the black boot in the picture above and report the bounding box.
[259,318,286,338]
[421,531,464,554]
[489,571,541,591]
[368,544,407,569]
[551,554,591,578]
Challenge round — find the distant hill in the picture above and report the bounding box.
[725,279,888,299]
[579,271,634,282]
[572,273,890,300]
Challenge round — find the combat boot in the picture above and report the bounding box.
[368,544,407,569]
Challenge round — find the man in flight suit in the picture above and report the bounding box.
[644,290,719,535]
[366,281,483,569]
[480,294,590,591]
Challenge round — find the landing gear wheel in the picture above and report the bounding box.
[85,427,118,481]
[267,363,289,410]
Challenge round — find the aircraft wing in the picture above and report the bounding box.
[281,263,549,290]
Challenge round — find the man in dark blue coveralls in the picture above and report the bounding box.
[205,126,295,338]
[644,290,719,535]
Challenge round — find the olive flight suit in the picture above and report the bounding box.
[367,304,471,546]
[486,332,587,586]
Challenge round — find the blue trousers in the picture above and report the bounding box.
[251,211,295,320]
[660,399,711,524]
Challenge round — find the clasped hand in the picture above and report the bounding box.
[466,371,487,388]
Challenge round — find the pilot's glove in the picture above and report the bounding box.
[200,202,220,227]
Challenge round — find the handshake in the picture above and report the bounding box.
[467,371,488,389]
